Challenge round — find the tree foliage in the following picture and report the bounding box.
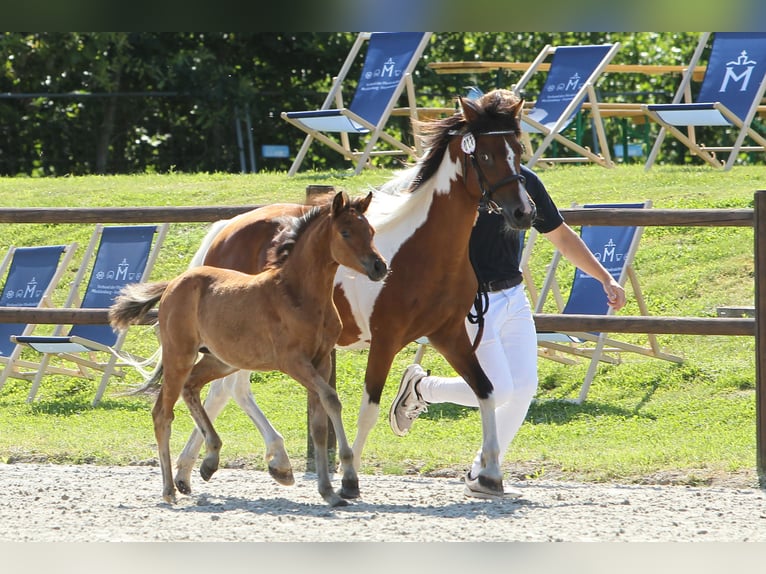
[0,32,760,176]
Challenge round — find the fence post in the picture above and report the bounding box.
[755,190,766,488]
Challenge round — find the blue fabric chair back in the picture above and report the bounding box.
[348,32,428,126]
[563,203,644,317]
[697,32,766,121]
[0,245,67,356]
[533,44,614,125]
[69,226,156,347]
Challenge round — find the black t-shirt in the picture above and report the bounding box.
[468,166,564,288]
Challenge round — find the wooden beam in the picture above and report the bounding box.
[0,206,261,224]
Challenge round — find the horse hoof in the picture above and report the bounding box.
[340,479,360,499]
[199,462,218,482]
[175,478,192,495]
[320,489,350,507]
[466,473,504,498]
[162,492,177,504]
[268,464,295,486]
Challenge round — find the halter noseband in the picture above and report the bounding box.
[456,130,526,214]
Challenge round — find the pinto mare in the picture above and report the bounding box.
[108,191,387,507]
[177,89,536,498]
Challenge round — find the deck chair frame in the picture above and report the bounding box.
[513,43,621,168]
[533,201,681,402]
[643,32,766,171]
[14,223,168,406]
[0,243,77,389]
[282,32,432,175]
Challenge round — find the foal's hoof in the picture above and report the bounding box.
[268,464,295,486]
[320,489,350,507]
[327,493,350,507]
[340,477,360,499]
[175,478,192,495]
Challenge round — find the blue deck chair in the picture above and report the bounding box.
[513,43,621,168]
[533,202,682,403]
[643,32,766,171]
[282,32,432,175]
[13,224,168,406]
[0,244,77,389]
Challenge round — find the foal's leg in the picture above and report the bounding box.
[314,353,358,500]
[306,389,344,506]
[175,374,231,493]
[175,371,294,492]
[152,366,189,504]
[181,355,236,487]
[288,358,357,506]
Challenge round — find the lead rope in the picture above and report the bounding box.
[466,288,489,353]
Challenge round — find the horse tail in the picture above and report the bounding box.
[191,218,231,267]
[127,359,164,395]
[108,281,170,331]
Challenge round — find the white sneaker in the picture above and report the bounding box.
[389,364,429,436]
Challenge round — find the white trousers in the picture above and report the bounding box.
[417,284,538,477]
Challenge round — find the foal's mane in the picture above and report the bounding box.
[407,89,523,193]
[266,194,367,268]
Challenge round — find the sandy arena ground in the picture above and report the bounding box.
[1,462,765,543]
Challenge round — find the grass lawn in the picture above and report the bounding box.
[0,164,761,487]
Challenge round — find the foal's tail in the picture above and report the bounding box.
[109,281,170,395]
[108,281,169,331]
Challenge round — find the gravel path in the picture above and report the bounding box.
[1,462,765,542]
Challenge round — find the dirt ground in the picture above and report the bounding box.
[1,462,765,543]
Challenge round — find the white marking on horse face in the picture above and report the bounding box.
[505,139,533,215]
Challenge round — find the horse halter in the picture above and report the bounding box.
[459,130,526,214]
[455,129,526,351]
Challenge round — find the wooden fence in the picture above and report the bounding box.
[1,195,764,486]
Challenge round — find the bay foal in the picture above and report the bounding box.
[109,191,387,506]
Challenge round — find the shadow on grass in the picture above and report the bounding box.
[528,378,662,425]
[27,396,151,415]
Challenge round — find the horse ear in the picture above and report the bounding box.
[332,190,350,216]
[459,96,480,123]
[360,191,373,213]
[512,98,525,118]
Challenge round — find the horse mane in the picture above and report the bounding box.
[267,212,317,268]
[407,89,523,193]
[265,194,369,268]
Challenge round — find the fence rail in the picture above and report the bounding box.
[0,199,763,486]
[0,206,755,226]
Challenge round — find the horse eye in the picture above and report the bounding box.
[480,152,490,162]
[340,229,350,238]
